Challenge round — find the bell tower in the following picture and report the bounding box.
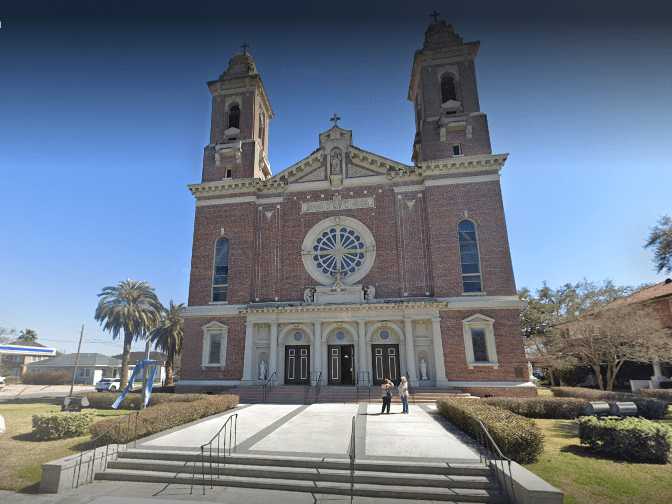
[202,46,273,182]
[408,14,492,163]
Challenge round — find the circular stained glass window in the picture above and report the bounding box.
[380,330,390,340]
[293,331,303,341]
[311,225,366,279]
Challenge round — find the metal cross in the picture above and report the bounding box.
[329,113,341,127]
[241,42,250,54]
[429,10,440,23]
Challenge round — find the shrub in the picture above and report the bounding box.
[482,397,589,419]
[85,392,211,410]
[640,389,672,405]
[32,412,93,440]
[437,398,544,464]
[89,394,238,444]
[578,416,672,463]
[551,387,667,419]
[22,370,71,385]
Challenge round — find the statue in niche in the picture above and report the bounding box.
[330,148,343,176]
[419,357,429,381]
[258,359,268,381]
[364,285,376,301]
[303,287,316,304]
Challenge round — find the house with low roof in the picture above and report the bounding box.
[27,352,168,385]
[0,341,57,378]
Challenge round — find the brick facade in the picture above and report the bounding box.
[178,20,532,397]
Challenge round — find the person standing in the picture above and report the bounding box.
[380,378,392,414]
[399,376,409,414]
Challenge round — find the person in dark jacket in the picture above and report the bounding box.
[380,378,393,414]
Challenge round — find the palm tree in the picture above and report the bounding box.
[150,301,184,386]
[17,328,38,343]
[94,280,162,389]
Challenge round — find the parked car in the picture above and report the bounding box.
[95,377,121,392]
[0,375,5,389]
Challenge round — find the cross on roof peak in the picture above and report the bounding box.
[429,10,440,23]
[241,42,250,54]
[329,113,341,127]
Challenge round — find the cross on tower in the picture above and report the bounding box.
[241,42,250,54]
[429,10,440,23]
[329,113,341,127]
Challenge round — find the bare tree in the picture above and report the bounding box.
[559,305,672,390]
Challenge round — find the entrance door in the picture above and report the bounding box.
[328,345,355,385]
[285,345,310,385]
[371,344,401,385]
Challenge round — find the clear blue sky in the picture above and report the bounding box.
[1,1,670,354]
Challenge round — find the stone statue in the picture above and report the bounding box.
[364,285,376,301]
[330,148,342,175]
[528,361,535,381]
[258,359,268,381]
[419,358,429,381]
[303,287,316,304]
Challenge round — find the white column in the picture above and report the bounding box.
[269,321,278,382]
[313,321,322,384]
[242,321,254,382]
[404,318,418,386]
[431,316,449,387]
[357,320,367,384]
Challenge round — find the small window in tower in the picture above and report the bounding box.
[258,112,265,148]
[225,169,232,179]
[440,74,457,104]
[452,144,463,156]
[228,104,240,129]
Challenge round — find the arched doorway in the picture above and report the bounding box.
[325,325,357,385]
[280,326,312,385]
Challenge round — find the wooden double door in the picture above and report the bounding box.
[284,345,310,385]
[328,345,355,385]
[372,344,401,385]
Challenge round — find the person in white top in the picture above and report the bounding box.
[399,376,410,414]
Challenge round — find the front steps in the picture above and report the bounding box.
[96,449,505,502]
[233,384,472,404]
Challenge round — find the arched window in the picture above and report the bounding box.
[212,238,229,302]
[458,220,482,293]
[440,74,457,104]
[258,111,265,147]
[227,104,240,129]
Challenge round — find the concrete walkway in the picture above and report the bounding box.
[136,402,480,463]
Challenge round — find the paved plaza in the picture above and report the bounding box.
[138,401,481,463]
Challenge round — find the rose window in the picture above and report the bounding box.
[312,226,366,278]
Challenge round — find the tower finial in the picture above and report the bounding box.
[241,42,250,55]
[329,113,341,127]
[429,10,440,23]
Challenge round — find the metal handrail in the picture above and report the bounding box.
[191,412,238,495]
[73,410,140,488]
[475,419,516,503]
[262,371,277,402]
[356,371,371,403]
[311,371,323,404]
[348,415,356,503]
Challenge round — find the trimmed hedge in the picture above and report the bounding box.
[551,387,667,419]
[437,398,544,464]
[22,370,71,385]
[578,416,672,463]
[32,412,93,440]
[85,392,212,410]
[640,389,672,405]
[482,397,589,419]
[89,394,238,444]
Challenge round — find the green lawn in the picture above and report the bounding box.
[0,402,128,492]
[525,410,672,504]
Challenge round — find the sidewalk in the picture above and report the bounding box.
[0,384,95,402]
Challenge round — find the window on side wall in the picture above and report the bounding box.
[462,315,498,367]
[458,220,483,294]
[202,323,228,368]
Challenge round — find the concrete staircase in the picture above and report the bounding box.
[232,384,472,404]
[97,449,506,502]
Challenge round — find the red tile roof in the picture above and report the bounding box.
[608,278,672,308]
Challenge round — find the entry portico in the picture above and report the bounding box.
[242,302,449,387]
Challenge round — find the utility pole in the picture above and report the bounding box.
[67,324,85,400]
[141,337,151,409]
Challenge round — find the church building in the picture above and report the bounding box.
[178,19,534,397]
